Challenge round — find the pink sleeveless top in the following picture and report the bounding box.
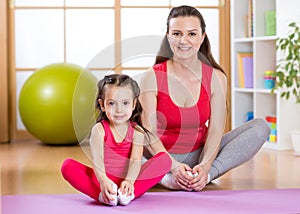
[101,120,135,178]
[153,61,212,154]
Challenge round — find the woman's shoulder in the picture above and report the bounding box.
[212,68,227,83]
[140,66,158,93]
[211,68,227,94]
[153,60,167,71]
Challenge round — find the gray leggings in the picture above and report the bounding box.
[163,118,271,181]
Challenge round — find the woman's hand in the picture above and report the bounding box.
[119,180,134,196]
[171,163,194,191]
[188,165,209,191]
[99,178,117,203]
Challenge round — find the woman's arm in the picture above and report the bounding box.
[139,68,187,172]
[190,69,227,191]
[90,124,117,201]
[139,68,165,155]
[140,68,158,133]
[200,70,227,169]
[200,69,227,168]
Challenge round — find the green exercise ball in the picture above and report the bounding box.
[19,63,97,145]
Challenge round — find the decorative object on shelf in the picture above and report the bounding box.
[245,111,254,122]
[264,70,276,89]
[237,52,253,88]
[266,116,277,143]
[273,22,300,104]
[265,10,276,36]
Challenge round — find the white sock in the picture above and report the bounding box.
[117,188,135,206]
[187,171,198,178]
[160,173,181,190]
[207,173,211,184]
[98,184,118,206]
[186,171,194,177]
[188,171,210,183]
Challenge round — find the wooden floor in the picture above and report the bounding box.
[1,140,299,195]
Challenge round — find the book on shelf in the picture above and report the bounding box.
[265,10,276,36]
[237,52,253,88]
[244,0,253,37]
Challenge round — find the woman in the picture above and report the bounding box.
[140,5,270,191]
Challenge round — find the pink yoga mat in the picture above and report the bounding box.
[2,189,300,214]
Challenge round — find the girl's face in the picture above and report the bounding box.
[167,16,205,61]
[100,85,136,125]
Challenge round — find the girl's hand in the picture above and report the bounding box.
[119,180,134,196]
[100,179,118,203]
[188,165,208,191]
[171,163,193,191]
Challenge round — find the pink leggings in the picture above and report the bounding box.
[61,152,171,201]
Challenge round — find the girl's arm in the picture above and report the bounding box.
[190,69,227,191]
[90,124,117,201]
[120,130,144,195]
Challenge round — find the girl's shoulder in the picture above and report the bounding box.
[91,122,105,136]
[132,123,144,135]
[132,125,146,146]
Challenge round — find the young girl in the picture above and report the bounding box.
[61,74,172,206]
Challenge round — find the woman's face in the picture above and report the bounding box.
[167,16,205,61]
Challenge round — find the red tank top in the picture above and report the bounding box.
[101,120,135,178]
[153,61,212,154]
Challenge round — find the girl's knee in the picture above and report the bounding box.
[154,152,172,165]
[144,152,172,175]
[61,158,76,176]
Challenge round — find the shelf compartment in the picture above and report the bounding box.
[255,92,276,119]
[253,0,276,37]
[233,91,254,128]
[233,0,253,39]
[234,42,253,88]
[254,40,276,89]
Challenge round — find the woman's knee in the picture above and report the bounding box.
[251,118,271,141]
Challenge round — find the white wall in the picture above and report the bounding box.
[276,0,300,36]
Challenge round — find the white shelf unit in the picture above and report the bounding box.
[230,0,300,150]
